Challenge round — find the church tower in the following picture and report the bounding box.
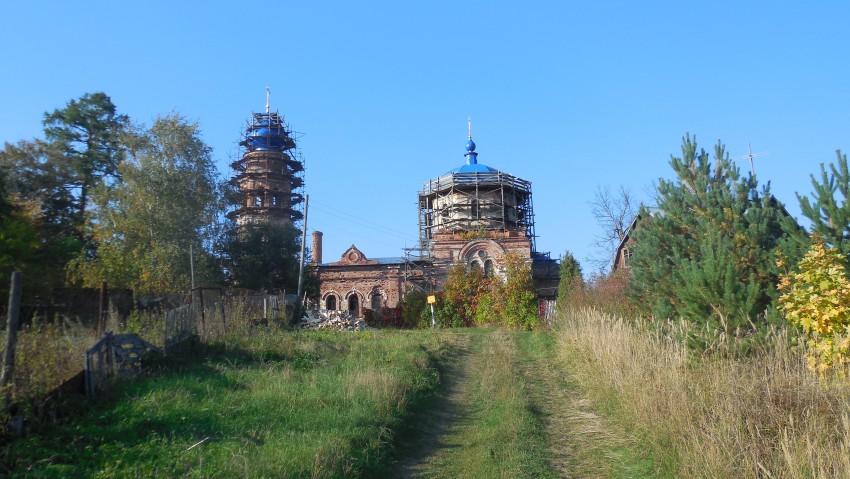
[228,91,304,226]
[417,121,559,298]
[418,122,536,275]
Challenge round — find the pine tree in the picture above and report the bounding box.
[556,251,583,308]
[42,92,129,224]
[220,222,301,292]
[798,150,850,256]
[629,135,792,330]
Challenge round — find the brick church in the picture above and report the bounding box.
[228,97,558,318]
[312,125,559,317]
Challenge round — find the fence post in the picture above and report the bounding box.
[219,288,226,328]
[98,281,108,334]
[105,331,114,378]
[85,352,93,396]
[2,272,23,411]
[197,288,206,336]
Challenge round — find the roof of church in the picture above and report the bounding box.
[445,126,499,174]
[317,257,411,267]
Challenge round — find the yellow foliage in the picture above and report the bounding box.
[778,235,850,376]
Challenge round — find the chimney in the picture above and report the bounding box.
[312,231,323,264]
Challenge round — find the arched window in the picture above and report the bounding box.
[471,198,479,218]
[348,294,359,316]
[326,295,337,310]
[484,259,494,278]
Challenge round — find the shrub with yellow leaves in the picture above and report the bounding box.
[778,234,850,375]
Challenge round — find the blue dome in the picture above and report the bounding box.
[465,139,476,152]
[447,163,498,174]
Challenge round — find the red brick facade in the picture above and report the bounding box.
[313,244,423,317]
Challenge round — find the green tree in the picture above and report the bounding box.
[473,253,540,330]
[629,135,792,330]
[42,92,129,223]
[69,114,222,294]
[398,289,429,328]
[0,168,41,282]
[557,251,583,308]
[0,140,79,233]
[499,253,540,330]
[797,150,850,256]
[438,261,484,327]
[0,141,83,297]
[220,222,301,292]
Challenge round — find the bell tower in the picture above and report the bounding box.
[229,89,304,226]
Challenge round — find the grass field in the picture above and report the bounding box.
[3,329,449,478]
[9,308,839,478]
[556,307,850,478]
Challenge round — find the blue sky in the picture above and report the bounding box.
[2,2,849,273]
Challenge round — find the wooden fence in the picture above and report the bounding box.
[163,290,290,347]
[84,331,161,396]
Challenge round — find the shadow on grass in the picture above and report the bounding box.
[1,337,346,476]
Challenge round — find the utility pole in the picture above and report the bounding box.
[2,272,23,412]
[189,243,195,290]
[296,194,309,310]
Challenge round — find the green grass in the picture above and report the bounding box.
[514,330,657,479]
[420,329,554,478]
[3,328,449,478]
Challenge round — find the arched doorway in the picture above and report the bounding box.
[326,295,337,311]
[348,294,359,316]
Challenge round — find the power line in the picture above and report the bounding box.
[311,222,405,251]
[310,201,417,243]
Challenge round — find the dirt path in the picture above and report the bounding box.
[515,332,582,478]
[517,331,651,479]
[390,330,636,479]
[390,333,473,478]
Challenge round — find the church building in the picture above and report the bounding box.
[313,123,558,317]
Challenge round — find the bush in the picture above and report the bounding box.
[778,234,850,375]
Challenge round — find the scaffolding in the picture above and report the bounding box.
[228,110,305,225]
[417,170,537,251]
[401,246,434,297]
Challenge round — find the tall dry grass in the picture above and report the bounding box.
[557,308,850,478]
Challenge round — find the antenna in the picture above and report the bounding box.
[748,142,755,176]
[265,87,270,114]
[468,117,472,139]
[731,143,768,176]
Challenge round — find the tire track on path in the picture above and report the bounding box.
[391,333,473,478]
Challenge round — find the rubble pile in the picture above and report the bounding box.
[297,309,369,331]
